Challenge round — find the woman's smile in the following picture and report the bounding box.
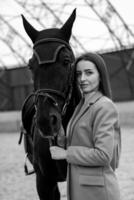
[80,83,89,89]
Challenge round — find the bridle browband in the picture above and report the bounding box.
[34,38,73,51]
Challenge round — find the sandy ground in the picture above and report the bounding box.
[0,127,134,200]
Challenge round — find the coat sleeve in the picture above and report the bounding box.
[66,99,119,167]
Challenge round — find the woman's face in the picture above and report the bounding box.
[76,60,100,94]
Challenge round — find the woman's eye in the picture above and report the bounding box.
[86,71,93,75]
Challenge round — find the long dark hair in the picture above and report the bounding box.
[74,52,112,99]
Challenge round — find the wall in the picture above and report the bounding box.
[0,66,33,110]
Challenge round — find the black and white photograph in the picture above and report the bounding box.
[0,1,134,200]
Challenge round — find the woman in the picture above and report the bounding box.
[50,52,121,200]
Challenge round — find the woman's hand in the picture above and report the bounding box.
[49,146,67,160]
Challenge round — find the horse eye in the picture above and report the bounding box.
[63,57,70,65]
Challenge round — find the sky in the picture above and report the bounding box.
[0,0,134,68]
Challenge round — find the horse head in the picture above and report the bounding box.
[22,9,76,140]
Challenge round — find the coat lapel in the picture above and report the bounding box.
[66,98,84,140]
[67,91,103,145]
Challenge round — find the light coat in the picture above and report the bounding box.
[66,91,120,200]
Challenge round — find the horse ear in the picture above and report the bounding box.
[21,14,39,43]
[61,8,76,41]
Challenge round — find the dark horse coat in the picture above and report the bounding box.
[20,9,79,200]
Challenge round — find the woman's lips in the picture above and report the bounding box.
[80,84,88,88]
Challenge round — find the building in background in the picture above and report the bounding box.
[0,66,33,110]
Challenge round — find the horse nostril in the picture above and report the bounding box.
[50,114,58,126]
[49,112,61,133]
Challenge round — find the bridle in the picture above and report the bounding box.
[31,38,74,140]
[34,88,72,117]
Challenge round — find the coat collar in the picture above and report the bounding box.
[76,91,103,119]
[84,91,103,106]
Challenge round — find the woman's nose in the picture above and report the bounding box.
[81,73,85,81]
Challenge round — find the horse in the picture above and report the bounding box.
[19,9,79,200]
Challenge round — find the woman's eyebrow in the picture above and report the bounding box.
[85,69,93,71]
[76,68,93,73]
